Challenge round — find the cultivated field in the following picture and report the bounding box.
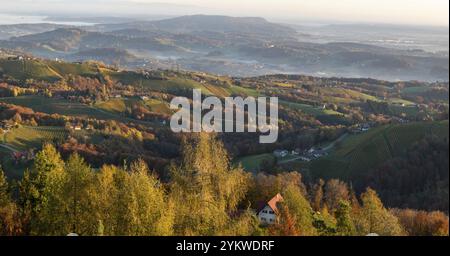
[3,126,68,151]
[310,121,449,180]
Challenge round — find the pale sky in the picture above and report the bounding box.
[1,0,449,26]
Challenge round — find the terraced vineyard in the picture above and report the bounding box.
[311,121,449,180]
[0,59,62,82]
[106,72,217,95]
[0,95,138,121]
[96,97,172,116]
[280,100,343,117]
[96,98,129,114]
[47,61,99,78]
[3,126,68,150]
[320,87,380,103]
[144,99,172,115]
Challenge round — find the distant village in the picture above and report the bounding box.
[273,122,378,163]
[273,147,328,163]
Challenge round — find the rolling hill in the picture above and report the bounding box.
[0,58,62,82]
[310,120,449,182]
[1,15,447,81]
[96,15,297,38]
[70,48,139,65]
[148,15,298,37]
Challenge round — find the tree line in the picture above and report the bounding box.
[0,133,448,236]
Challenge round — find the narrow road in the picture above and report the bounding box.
[322,133,349,152]
[278,156,304,164]
[278,133,349,164]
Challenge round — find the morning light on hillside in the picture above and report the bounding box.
[0,0,448,250]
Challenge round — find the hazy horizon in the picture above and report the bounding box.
[0,0,449,27]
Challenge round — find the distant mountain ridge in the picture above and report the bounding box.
[95,15,297,38]
[149,15,297,36]
[0,15,448,81]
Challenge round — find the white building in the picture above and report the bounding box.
[258,193,284,225]
[273,150,289,158]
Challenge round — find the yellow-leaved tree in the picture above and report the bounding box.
[169,133,252,236]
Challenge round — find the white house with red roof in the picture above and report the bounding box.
[257,193,284,225]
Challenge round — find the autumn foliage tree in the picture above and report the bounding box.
[0,139,446,237]
[0,168,21,235]
[169,133,252,235]
[353,188,405,236]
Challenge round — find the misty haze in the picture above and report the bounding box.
[0,0,448,81]
[0,0,449,240]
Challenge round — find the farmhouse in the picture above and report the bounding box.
[305,147,327,159]
[69,123,83,131]
[312,149,327,158]
[273,149,288,158]
[360,123,371,132]
[257,193,284,225]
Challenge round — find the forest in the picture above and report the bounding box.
[0,133,448,236]
[0,57,448,236]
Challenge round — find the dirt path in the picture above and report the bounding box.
[278,156,304,164]
[322,133,349,152]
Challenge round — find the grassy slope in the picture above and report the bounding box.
[144,99,172,115]
[46,61,99,77]
[320,88,380,103]
[96,97,172,116]
[96,98,128,113]
[280,100,342,116]
[0,59,62,82]
[106,71,216,95]
[0,59,108,81]
[0,95,115,119]
[235,153,275,173]
[3,126,68,151]
[1,126,106,179]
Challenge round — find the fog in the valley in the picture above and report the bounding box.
[0,0,448,81]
